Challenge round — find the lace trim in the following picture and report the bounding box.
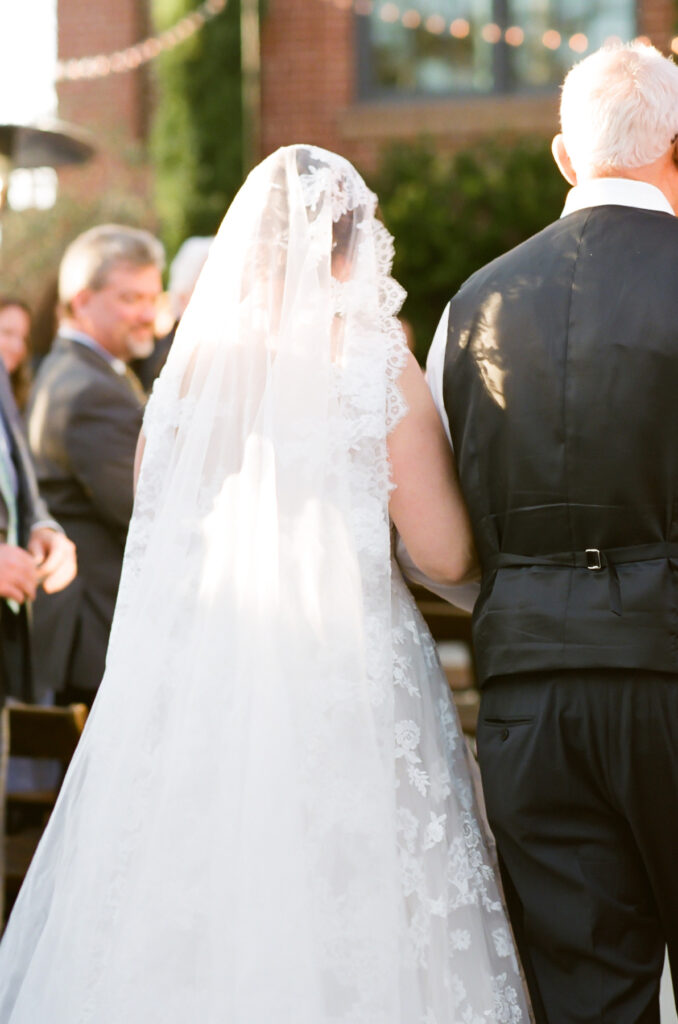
[299,146,377,222]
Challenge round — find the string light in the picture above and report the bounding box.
[505,26,525,47]
[425,14,446,35]
[54,0,228,83]
[379,3,400,23]
[56,0,673,85]
[402,9,421,29]
[449,19,470,39]
[568,33,588,54]
[542,29,562,51]
[481,23,502,45]
[319,0,667,61]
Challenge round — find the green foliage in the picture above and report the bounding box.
[150,0,244,257]
[368,137,568,361]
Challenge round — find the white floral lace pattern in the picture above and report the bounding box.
[299,146,377,222]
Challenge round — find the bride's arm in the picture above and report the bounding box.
[133,430,146,494]
[388,351,478,585]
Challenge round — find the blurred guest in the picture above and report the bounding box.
[0,298,32,412]
[29,276,60,367]
[132,235,213,391]
[27,224,164,706]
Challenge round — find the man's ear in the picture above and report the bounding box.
[552,134,577,186]
[671,135,678,170]
[69,288,92,317]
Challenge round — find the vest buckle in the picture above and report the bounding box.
[585,548,602,570]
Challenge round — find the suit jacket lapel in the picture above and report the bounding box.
[0,360,56,544]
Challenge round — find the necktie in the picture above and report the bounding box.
[0,442,20,614]
[123,365,147,404]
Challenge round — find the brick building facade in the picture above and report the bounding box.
[56,0,677,198]
[56,0,152,201]
[258,0,676,170]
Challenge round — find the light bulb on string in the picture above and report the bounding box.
[402,9,421,29]
[53,0,228,83]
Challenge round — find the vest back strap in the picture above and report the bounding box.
[488,542,678,616]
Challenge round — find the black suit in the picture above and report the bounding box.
[443,205,678,1023]
[26,335,144,701]
[0,365,59,705]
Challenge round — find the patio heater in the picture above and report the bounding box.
[0,118,95,212]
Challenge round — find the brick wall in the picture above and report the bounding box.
[56,0,152,208]
[639,0,676,50]
[260,0,354,159]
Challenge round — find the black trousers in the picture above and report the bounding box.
[476,669,678,1024]
[0,603,32,705]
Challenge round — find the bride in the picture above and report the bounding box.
[0,145,530,1023]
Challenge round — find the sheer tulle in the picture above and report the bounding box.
[0,146,531,1023]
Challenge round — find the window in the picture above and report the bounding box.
[357,0,637,99]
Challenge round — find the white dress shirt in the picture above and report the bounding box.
[402,178,675,611]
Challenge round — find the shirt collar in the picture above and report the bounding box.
[59,325,127,376]
[561,178,675,218]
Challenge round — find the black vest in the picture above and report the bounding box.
[443,205,678,684]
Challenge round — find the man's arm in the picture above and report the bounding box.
[0,369,77,600]
[27,528,77,594]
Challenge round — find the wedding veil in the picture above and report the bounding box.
[0,145,412,1021]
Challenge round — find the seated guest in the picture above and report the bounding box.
[132,235,212,391]
[27,224,164,706]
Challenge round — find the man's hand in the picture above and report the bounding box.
[0,544,40,604]
[28,528,77,594]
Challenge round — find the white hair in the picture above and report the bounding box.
[560,42,678,179]
[168,236,213,299]
[59,224,165,310]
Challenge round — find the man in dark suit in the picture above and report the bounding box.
[27,224,164,706]
[423,41,678,1024]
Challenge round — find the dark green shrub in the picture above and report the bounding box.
[369,137,568,361]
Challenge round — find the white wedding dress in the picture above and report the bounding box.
[0,146,531,1024]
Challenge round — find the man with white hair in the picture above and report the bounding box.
[423,42,678,1023]
[27,224,164,705]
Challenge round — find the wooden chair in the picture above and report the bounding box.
[2,702,88,922]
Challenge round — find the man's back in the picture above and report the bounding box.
[443,204,678,682]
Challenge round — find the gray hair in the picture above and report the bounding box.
[59,224,165,309]
[560,42,678,179]
[168,236,213,298]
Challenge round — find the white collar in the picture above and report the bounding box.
[561,178,674,218]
